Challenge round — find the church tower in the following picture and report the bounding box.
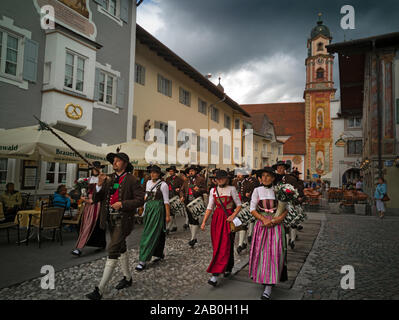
[304,13,336,179]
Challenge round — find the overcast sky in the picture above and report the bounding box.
[137,0,399,104]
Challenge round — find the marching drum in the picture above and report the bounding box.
[187,197,206,220]
[169,196,186,217]
[237,202,255,225]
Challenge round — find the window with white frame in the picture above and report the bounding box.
[197,136,207,153]
[211,140,218,155]
[223,144,230,159]
[347,140,362,156]
[64,51,86,92]
[347,116,362,128]
[135,63,145,85]
[45,162,67,185]
[0,29,20,78]
[98,71,115,105]
[234,147,240,161]
[0,159,7,185]
[100,0,118,16]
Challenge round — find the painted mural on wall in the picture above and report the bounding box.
[34,0,97,40]
[306,92,333,176]
[58,0,90,18]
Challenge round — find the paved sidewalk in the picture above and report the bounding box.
[185,213,322,300]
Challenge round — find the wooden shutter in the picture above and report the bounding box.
[116,77,125,108]
[132,115,137,139]
[120,0,129,23]
[93,68,100,101]
[23,38,39,82]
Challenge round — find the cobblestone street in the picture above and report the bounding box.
[0,217,247,300]
[294,213,399,300]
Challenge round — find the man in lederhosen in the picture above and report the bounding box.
[180,165,206,248]
[86,152,145,300]
[232,168,257,254]
[165,165,183,234]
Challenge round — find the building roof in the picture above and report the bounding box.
[136,24,250,117]
[327,31,399,54]
[327,31,399,117]
[241,103,306,155]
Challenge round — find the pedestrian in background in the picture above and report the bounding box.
[374,177,388,219]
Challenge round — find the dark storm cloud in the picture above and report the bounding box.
[138,0,399,103]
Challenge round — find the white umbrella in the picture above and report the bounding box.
[0,125,107,164]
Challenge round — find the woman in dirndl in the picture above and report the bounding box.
[136,165,171,271]
[249,167,288,300]
[201,170,242,286]
[71,162,106,256]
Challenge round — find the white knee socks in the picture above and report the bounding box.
[189,224,199,241]
[98,258,117,295]
[263,285,272,297]
[119,252,131,281]
[290,228,297,243]
[247,222,255,237]
[238,230,247,246]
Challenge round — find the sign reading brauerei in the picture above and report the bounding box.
[34,0,97,41]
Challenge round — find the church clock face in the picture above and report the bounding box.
[317,57,323,65]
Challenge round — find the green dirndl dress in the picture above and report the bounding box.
[139,190,166,262]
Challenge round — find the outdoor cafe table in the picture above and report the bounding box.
[15,209,41,228]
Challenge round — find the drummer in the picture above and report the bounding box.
[201,169,242,286]
[165,166,184,234]
[180,165,207,248]
[232,168,256,254]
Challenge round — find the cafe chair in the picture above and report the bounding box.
[62,205,84,234]
[26,202,65,248]
[0,214,20,245]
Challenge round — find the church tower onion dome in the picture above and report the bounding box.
[311,16,331,39]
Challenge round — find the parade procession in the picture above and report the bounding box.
[1,0,399,308]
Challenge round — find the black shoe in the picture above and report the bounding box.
[86,287,102,300]
[224,271,232,278]
[208,279,217,287]
[248,236,252,244]
[115,277,132,290]
[183,224,189,230]
[166,229,170,235]
[290,240,295,250]
[188,239,197,247]
[260,293,271,300]
[242,243,247,250]
[171,227,177,232]
[135,262,146,271]
[297,225,303,231]
[71,249,81,256]
[152,254,165,263]
[237,245,243,254]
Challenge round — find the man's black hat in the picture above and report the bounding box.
[166,165,179,173]
[106,152,134,172]
[215,169,229,179]
[147,165,165,177]
[91,161,105,169]
[272,160,291,171]
[255,166,277,178]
